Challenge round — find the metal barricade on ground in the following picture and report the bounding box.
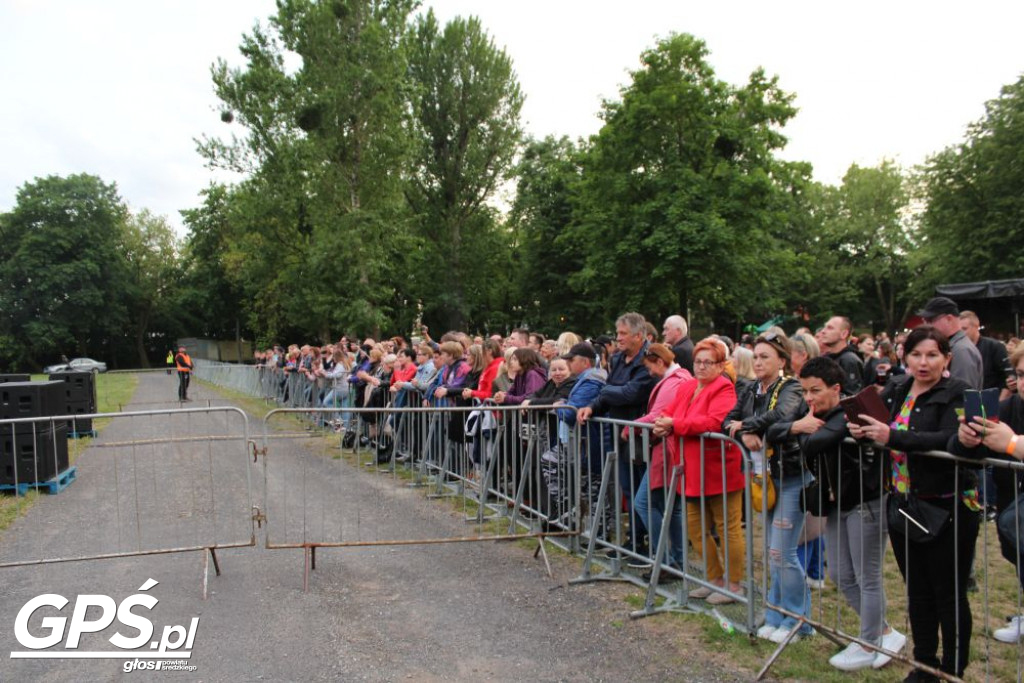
[0,406,255,597]
[256,403,582,590]
[567,417,759,635]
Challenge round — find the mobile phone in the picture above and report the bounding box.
[964,388,1000,425]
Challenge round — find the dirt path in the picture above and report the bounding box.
[0,373,750,682]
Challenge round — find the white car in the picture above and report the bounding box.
[44,358,108,374]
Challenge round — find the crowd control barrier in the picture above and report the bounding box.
[194,360,1024,681]
[0,406,255,598]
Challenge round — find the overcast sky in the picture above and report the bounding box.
[2,1,1022,234]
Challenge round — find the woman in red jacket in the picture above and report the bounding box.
[654,338,745,605]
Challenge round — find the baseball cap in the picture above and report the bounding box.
[917,296,959,320]
[562,342,597,361]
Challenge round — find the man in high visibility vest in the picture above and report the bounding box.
[166,349,174,375]
[175,345,193,401]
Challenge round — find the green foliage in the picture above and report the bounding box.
[196,0,419,341]
[509,135,589,333]
[405,10,524,332]
[919,74,1024,287]
[0,174,130,369]
[818,161,918,332]
[563,34,804,329]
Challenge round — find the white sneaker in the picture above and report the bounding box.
[756,625,777,641]
[829,642,876,671]
[873,628,907,668]
[769,625,802,644]
[806,576,826,590]
[994,615,1024,644]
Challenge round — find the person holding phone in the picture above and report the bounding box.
[850,325,979,681]
[954,344,1024,643]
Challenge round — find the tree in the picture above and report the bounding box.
[819,161,918,332]
[562,34,804,330]
[0,174,130,369]
[404,11,524,331]
[122,210,182,367]
[919,74,1024,287]
[198,0,418,339]
[508,135,589,333]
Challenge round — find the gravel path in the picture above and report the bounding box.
[0,373,751,682]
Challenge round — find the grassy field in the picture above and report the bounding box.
[0,372,138,532]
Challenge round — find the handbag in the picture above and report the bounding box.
[748,379,786,513]
[751,473,776,513]
[886,493,951,544]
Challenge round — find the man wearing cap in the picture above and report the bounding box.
[662,315,694,374]
[578,312,658,556]
[919,296,983,390]
[818,316,864,395]
[174,345,193,401]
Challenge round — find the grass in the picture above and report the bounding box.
[0,372,139,533]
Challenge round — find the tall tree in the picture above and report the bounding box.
[122,209,182,367]
[509,135,589,333]
[919,74,1024,287]
[198,0,417,339]
[563,33,803,329]
[821,161,917,332]
[405,11,524,331]
[0,174,129,369]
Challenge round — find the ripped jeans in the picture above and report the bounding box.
[764,473,812,634]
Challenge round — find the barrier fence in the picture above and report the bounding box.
[191,361,1024,679]
[0,406,255,598]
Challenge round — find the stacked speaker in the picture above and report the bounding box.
[0,380,69,485]
[48,371,97,435]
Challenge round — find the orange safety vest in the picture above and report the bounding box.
[175,352,193,373]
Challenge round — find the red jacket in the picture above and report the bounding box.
[390,363,418,386]
[660,374,744,496]
[468,357,503,400]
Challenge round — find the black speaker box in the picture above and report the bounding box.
[0,423,69,485]
[0,381,63,420]
[48,372,97,410]
[60,399,94,433]
[0,374,31,384]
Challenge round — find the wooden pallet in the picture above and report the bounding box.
[0,466,77,496]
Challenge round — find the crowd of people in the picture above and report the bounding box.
[249,297,1024,682]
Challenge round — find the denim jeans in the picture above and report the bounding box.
[634,472,684,567]
[997,492,1024,592]
[764,473,812,634]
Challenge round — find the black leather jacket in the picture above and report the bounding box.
[773,404,883,511]
[878,373,978,497]
[725,376,804,480]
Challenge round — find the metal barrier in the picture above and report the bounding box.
[0,407,255,597]
[256,403,583,590]
[193,360,1024,680]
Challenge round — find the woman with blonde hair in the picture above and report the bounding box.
[555,332,581,357]
[790,332,820,376]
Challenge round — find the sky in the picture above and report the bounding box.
[2,0,1022,234]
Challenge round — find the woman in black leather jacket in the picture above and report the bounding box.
[724,332,809,642]
[850,325,977,681]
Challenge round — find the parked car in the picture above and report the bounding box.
[43,358,108,374]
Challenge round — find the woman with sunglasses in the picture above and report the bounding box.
[725,332,810,642]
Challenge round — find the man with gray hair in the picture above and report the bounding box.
[663,314,694,373]
[579,312,657,559]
